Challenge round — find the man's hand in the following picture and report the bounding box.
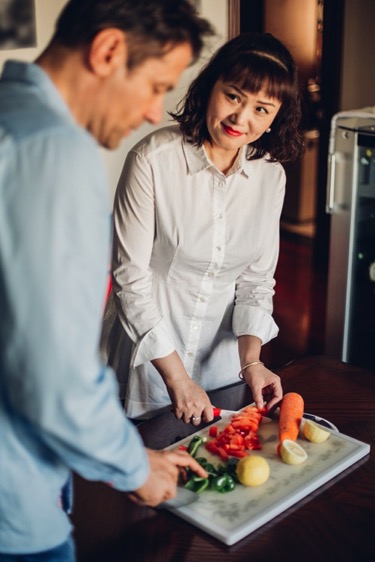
[127,448,207,507]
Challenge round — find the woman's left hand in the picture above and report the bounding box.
[240,362,283,412]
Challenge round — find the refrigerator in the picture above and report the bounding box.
[325,111,375,370]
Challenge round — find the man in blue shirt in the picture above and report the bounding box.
[0,1,212,560]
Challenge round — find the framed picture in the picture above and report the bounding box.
[0,0,37,50]
[228,0,240,38]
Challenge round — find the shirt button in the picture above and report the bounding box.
[216,246,222,252]
[187,352,193,357]
[207,271,214,277]
[199,297,206,302]
[193,324,199,330]
[215,213,223,219]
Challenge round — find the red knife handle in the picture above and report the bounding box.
[212,407,221,417]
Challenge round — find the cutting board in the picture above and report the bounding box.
[164,408,370,545]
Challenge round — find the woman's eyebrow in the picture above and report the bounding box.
[227,84,277,107]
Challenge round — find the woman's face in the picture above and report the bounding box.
[205,79,282,155]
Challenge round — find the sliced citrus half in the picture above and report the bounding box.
[303,419,331,443]
[280,439,308,465]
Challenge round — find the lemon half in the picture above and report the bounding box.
[303,419,331,443]
[280,439,308,465]
[236,455,270,486]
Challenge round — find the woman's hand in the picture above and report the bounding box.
[241,362,283,411]
[238,335,283,411]
[168,377,214,425]
[152,351,214,426]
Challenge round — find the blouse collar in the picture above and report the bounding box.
[182,139,251,178]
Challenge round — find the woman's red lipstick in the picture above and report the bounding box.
[222,123,243,136]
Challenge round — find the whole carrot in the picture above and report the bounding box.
[278,392,304,443]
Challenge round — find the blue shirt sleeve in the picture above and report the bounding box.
[1,125,149,492]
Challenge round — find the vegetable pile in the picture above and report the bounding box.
[181,406,267,494]
[182,435,239,494]
[205,406,266,461]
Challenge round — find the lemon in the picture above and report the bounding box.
[303,419,331,443]
[236,455,270,486]
[280,439,308,465]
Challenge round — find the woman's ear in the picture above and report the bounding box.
[88,28,128,77]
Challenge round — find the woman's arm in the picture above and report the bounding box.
[111,150,175,361]
[112,148,212,422]
[235,164,285,411]
[238,335,282,411]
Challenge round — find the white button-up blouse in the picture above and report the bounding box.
[102,125,285,419]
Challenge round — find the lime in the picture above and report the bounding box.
[303,419,331,443]
[280,439,308,465]
[236,455,270,486]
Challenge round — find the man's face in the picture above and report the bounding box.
[90,42,193,149]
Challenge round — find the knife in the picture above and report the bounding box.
[212,407,237,418]
[158,486,199,509]
[212,407,272,422]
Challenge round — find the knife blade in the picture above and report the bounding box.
[212,407,272,422]
[158,486,199,509]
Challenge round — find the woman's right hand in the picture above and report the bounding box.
[152,351,214,425]
[152,351,213,426]
[168,377,214,426]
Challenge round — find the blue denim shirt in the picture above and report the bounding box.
[0,61,149,554]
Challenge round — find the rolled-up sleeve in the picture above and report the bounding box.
[112,150,176,365]
[232,163,285,345]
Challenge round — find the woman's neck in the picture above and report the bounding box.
[203,141,240,175]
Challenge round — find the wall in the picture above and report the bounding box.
[339,0,375,110]
[0,0,66,61]
[0,0,228,201]
[263,0,318,85]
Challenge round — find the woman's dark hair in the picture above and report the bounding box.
[53,0,213,69]
[170,32,304,163]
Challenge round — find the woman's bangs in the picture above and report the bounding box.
[221,56,292,101]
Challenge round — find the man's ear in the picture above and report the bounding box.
[88,28,128,77]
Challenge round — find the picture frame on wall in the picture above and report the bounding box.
[0,0,37,50]
[228,0,240,38]
[193,0,239,40]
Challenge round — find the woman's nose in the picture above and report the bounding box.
[229,107,248,126]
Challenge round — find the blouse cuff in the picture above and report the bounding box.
[131,319,176,367]
[233,305,279,345]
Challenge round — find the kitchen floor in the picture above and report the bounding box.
[261,230,328,370]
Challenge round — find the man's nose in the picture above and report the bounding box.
[145,98,164,124]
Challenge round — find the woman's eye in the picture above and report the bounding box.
[256,106,268,114]
[226,92,239,102]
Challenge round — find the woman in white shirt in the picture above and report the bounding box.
[102,32,304,424]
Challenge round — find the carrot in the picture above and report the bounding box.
[278,392,304,443]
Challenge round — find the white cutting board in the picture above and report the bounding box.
[165,409,370,545]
